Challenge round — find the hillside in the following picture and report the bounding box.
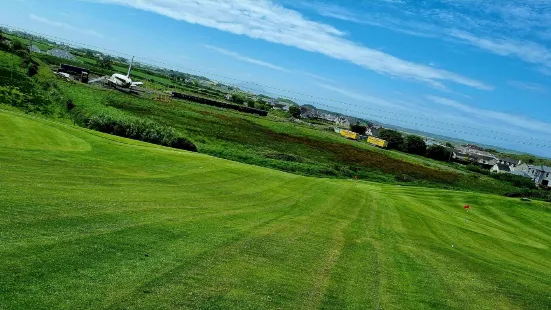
[0,46,543,197]
[1,110,550,309]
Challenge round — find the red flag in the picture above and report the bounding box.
[464,205,470,209]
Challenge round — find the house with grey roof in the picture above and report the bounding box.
[497,157,521,168]
[47,48,76,61]
[490,163,512,174]
[514,164,551,188]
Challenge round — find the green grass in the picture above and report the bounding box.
[0,49,534,196]
[112,65,179,87]
[56,80,523,195]
[1,109,550,309]
[2,33,53,52]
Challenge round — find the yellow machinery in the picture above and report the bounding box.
[367,136,388,148]
[340,129,359,140]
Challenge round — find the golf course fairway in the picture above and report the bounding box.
[1,110,550,310]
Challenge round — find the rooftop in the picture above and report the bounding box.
[47,48,76,61]
[495,164,511,172]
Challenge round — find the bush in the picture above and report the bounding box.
[491,173,536,189]
[170,137,198,152]
[466,164,490,175]
[82,111,197,152]
[426,145,451,161]
[350,124,366,135]
[263,152,304,162]
[395,173,414,182]
[404,135,426,155]
[22,56,39,77]
[66,100,75,111]
[504,190,551,201]
[379,128,404,150]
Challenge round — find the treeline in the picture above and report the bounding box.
[228,93,272,112]
[172,92,268,116]
[373,128,540,191]
[375,128,451,161]
[465,164,536,189]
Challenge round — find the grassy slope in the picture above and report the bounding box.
[58,81,514,194]
[1,110,550,309]
[3,33,54,52]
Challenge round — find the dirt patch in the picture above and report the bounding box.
[261,130,460,183]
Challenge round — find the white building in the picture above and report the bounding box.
[496,158,522,168]
[515,164,551,188]
[334,116,350,128]
[490,164,512,174]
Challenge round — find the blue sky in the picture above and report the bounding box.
[1,0,551,156]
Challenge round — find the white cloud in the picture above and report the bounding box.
[450,30,551,70]
[30,14,103,38]
[305,1,551,74]
[426,95,551,135]
[85,0,490,90]
[297,71,335,83]
[204,45,337,83]
[507,81,548,93]
[204,45,291,73]
[318,83,413,110]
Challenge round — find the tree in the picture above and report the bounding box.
[11,39,24,51]
[231,94,245,105]
[245,98,256,108]
[379,129,404,150]
[98,56,113,69]
[11,39,29,57]
[350,123,366,135]
[255,102,271,111]
[26,61,39,77]
[426,145,451,161]
[277,98,298,106]
[404,135,427,155]
[0,30,8,52]
[288,105,301,118]
[84,49,95,58]
[445,142,454,148]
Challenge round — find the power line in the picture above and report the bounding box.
[3,24,551,148]
[229,83,551,148]
[1,69,550,147]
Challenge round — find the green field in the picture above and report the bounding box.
[1,110,550,309]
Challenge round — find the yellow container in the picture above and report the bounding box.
[340,130,359,140]
[367,136,388,148]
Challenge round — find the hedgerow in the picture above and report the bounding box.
[76,108,197,152]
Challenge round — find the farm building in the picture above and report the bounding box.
[47,48,76,61]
